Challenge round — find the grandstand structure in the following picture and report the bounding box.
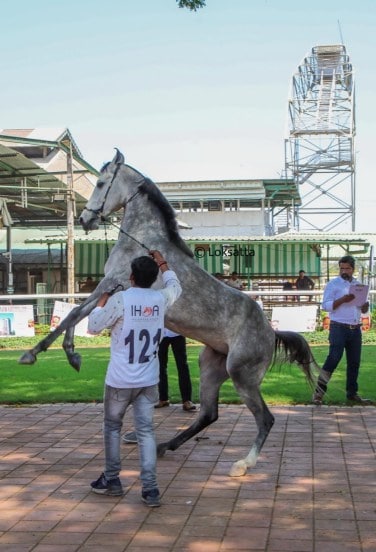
[284,44,355,232]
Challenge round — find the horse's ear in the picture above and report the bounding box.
[112,148,125,166]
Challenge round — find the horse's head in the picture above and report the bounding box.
[80,149,127,231]
[80,150,194,259]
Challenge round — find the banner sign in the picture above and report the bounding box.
[50,301,92,337]
[271,306,318,332]
[0,305,35,337]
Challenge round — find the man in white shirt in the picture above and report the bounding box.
[226,271,244,290]
[88,251,182,507]
[312,255,371,405]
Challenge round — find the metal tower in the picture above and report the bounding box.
[284,44,355,231]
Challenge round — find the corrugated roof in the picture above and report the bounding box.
[0,248,62,265]
[19,229,375,251]
[180,231,372,245]
[0,130,98,227]
[0,128,83,158]
[157,177,301,206]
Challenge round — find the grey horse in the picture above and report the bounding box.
[20,149,317,476]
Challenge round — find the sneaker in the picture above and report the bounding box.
[312,393,323,405]
[182,400,196,411]
[347,394,373,405]
[154,400,170,408]
[142,488,161,507]
[91,473,124,496]
[122,431,138,444]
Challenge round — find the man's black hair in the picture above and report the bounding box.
[131,256,159,288]
[339,255,355,268]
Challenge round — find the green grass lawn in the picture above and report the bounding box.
[1,343,375,405]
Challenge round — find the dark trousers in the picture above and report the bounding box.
[158,335,192,403]
[322,322,362,398]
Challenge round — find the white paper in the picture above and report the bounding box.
[271,306,318,332]
[348,284,369,307]
[50,301,92,337]
[0,305,35,337]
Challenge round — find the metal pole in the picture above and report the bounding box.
[60,243,64,293]
[368,245,374,288]
[6,226,14,295]
[66,141,75,302]
[47,243,51,293]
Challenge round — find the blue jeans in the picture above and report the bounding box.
[322,322,362,398]
[103,384,159,491]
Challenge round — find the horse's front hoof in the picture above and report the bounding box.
[229,460,248,477]
[157,442,169,458]
[68,352,82,372]
[18,351,36,365]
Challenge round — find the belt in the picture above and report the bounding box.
[330,321,361,330]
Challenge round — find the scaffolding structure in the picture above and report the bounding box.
[284,44,355,232]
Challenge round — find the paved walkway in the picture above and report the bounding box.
[0,403,375,552]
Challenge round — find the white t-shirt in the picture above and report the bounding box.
[107,287,165,388]
[322,276,362,325]
[88,270,181,388]
[227,277,244,290]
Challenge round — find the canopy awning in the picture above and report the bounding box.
[0,130,99,227]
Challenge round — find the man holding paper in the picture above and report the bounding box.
[312,255,372,405]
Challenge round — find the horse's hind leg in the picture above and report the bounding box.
[228,361,275,477]
[229,391,274,477]
[157,346,228,457]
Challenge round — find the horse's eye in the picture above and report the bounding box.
[97,181,105,189]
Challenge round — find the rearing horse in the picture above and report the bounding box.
[20,149,316,477]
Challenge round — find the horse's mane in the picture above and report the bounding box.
[100,159,194,258]
[127,166,193,258]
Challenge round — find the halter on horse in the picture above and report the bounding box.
[19,149,317,476]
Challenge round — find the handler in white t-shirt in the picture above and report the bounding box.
[88,250,181,507]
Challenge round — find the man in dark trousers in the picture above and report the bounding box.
[156,329,196,412]
[312,255,371,405]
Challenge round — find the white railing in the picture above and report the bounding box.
[1,290,374,311]
[0,293,90,301]
[0,291,374,335]
[1,290,375,302]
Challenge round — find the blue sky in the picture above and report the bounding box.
[1,0,375,231]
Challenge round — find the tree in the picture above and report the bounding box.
[177,0,206,11]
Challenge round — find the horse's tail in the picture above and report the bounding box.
[274,330,318,385]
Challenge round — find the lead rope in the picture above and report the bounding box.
[91,185,150,252]
[103,219,150,252]
[104,187,150,250]
[86,176,150,252]
[103,219,110,261]
[101,215,146,297]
